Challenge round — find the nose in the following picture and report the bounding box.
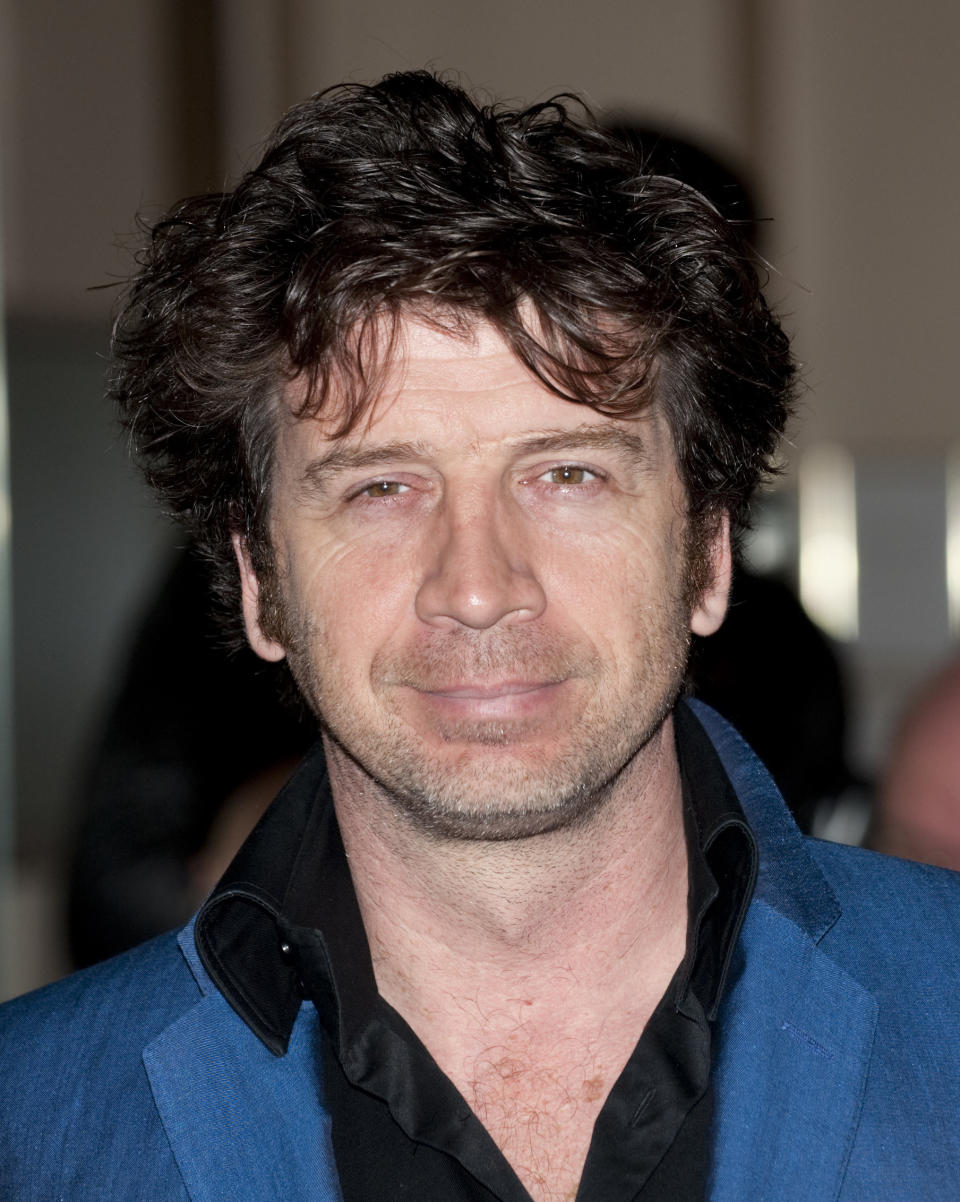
[414,495,547,631]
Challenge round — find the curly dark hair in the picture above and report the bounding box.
[112,69,795,640]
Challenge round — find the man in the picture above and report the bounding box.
[2,71,959,1201]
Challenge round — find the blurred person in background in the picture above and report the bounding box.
[869,649,960,868]
[3,72,959,1201]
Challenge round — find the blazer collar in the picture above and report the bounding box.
[685,698,841,940]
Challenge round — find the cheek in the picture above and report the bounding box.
[548,518,684,608]
[285,535,419,671]
[563,524,690,654]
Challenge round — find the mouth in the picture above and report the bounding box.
[426,681,555,699]
[410,678,567,721]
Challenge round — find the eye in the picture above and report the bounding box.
[354,479,410,499]
[538,465,599,486]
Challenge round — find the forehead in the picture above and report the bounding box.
[388,317,525,388]
[283,316,669,454]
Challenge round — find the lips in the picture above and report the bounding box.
[404,678,568,725]
[423,681,556,699]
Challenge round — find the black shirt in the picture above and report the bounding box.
[196,701,757,1200]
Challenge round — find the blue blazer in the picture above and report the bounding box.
[3,702,960,1200]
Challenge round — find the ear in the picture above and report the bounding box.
[689,512,732,637]
[232,532,286,662]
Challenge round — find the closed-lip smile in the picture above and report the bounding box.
[424,681,554,699]
[408,678,567,721]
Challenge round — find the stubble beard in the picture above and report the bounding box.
[274,591,693,843]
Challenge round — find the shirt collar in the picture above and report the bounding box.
[674,700,758,1020]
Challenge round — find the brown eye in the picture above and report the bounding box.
[360,480,407,498]
[544,466,595,485]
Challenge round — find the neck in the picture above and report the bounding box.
[326,714,688,1009]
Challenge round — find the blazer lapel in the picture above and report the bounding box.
[143,927,343,1201]
[709,901,878,1200]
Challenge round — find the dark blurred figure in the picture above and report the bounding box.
[67,547,315,968]
[689,568,854,833]
[868,649,960,868]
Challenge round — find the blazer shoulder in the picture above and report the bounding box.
[0,930,199,1200]
[1,926,200,1047]
[804,836,960,1006]
[808,837,960,931]
[798,841,960,1193]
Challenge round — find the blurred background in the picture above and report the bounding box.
[1,0,958,998]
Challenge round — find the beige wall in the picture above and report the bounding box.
[4,0,173,321]
[288,0,753,161]
[758,0,960,454]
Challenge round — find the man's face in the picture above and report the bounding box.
[237,318,729,839]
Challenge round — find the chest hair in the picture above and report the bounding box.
[456,1021,630,1202]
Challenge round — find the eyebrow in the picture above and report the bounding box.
[298,423,652,493]
[299,440,433,492]
[511,425,651,465]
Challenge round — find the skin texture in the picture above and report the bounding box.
[234,317,731,1201]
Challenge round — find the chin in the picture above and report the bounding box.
[372,772,616,842]
[323,715,661,843]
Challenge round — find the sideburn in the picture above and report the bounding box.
[248,537,292,648]
[682,512,718,616]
